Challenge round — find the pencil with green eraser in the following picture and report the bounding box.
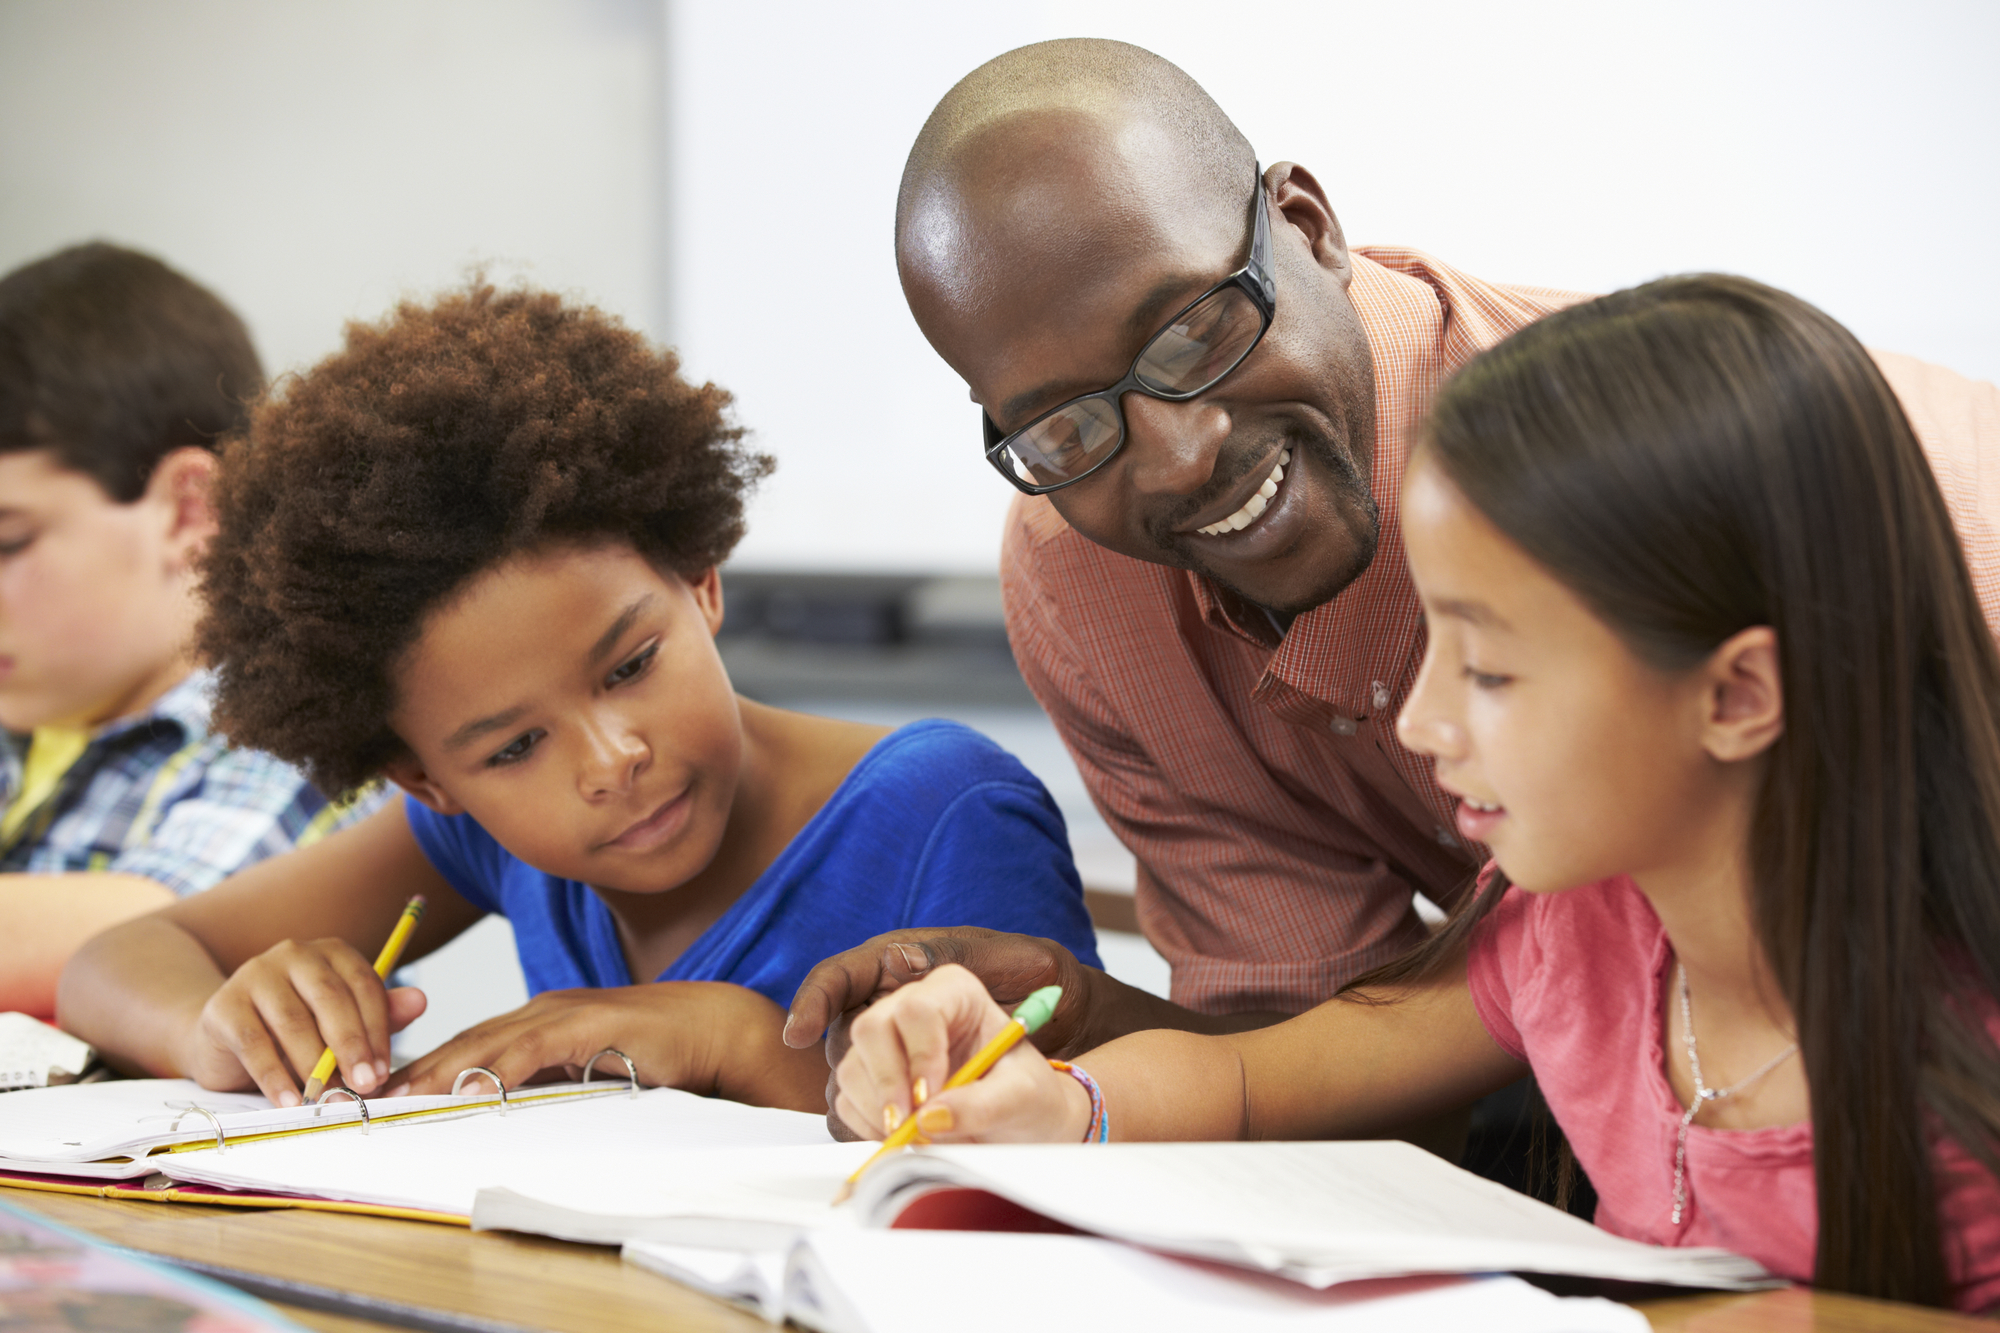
[299,895,427,1103]
[834,984,1062,1202]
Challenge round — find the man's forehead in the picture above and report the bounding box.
[902,122,1249,416]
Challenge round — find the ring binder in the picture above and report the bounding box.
[170,1105,226,1154]
[580,1048,640,1098]
[314,1087,371,1134]
[451,1067,509,1115]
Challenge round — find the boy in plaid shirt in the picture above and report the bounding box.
[0,244,383,1019]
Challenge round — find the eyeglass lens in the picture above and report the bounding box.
[1003,284,1265,489]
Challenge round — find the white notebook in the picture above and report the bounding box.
[0,1076,830,1196]
[630,1230,1653,1333]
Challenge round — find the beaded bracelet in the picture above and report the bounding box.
[1048,1060,1109,1143]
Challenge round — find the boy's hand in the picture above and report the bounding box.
[384,982,829,1113]
[834,964,1089,1144]
[179,937,426,1107]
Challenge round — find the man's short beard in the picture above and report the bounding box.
[1156,424,1381,619]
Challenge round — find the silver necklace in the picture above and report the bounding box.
[1670,962,1799,1226]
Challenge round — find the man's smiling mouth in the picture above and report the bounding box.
[1196,448,1289,537]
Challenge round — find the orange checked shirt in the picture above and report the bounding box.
[1002,246,2000,1016]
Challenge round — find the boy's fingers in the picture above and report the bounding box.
[385,986,427,1032]
[286,958,380,1093]
[324,945,394,1071]
[207,993,303,1105]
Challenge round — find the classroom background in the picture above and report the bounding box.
[4,0,1995,1053]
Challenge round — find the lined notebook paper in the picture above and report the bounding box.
[0,1013,94,1092]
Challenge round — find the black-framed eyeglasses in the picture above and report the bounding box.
[982,172,1277,496]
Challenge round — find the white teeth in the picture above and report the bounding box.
[1198,449,1293,537]
[1465,799,1500,812]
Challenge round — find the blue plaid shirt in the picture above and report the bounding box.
[0,670,385,895]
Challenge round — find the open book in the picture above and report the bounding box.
[631,1230,1657,1333]
[473,1139,1773,1294]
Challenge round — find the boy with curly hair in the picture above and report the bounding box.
[61,282,1098,1111]
[1,244,383,1020]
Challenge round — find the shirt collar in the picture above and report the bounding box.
[1187,251,1447,717]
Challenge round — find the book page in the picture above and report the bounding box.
[161,1086,836,1217]
[475,1141,873,1247]
[784,1231,1650,1333]
[853,1141,1772,1290]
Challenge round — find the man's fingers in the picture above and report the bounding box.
[783,944,889,1048]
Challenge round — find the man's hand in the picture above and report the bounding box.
[387,982,828,1113]
[785,927,1290,1139]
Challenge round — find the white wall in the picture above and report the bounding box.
[3,1,1994,574]
[0,0,665,379]
[673,0,2000,572]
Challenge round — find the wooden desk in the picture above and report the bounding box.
[11,1192,1988,1333]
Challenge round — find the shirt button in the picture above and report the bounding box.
[1372,680,1391,712]
[1329,715,1359,736]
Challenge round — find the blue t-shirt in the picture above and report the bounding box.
[404,719,1101,1006]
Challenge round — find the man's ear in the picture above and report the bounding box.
[382,758,466,816]
[1266,162,1351,286]
[145,447,219,573]
[1700,626,1784,764]
[686,566,725,637]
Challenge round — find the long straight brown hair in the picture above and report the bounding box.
[1361,274,2000,1306]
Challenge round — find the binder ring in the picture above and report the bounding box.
[580,1048,640,1098]
[452,1066,509,1115]
[171,1104,226,1154]
[315,1086,371,1134]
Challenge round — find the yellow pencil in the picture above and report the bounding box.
[299,895,427,1103]
[834,984,1062,1203]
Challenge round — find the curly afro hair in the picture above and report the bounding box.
[199,281,772,797]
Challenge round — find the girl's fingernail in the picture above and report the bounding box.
[915,1104,955,1134]
[912,1077,928,1106]
[353,1062,376,1090]
[883,1104,903,1133]
[277,1090,299,1108]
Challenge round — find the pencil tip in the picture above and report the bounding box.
[300,1078,324,1104]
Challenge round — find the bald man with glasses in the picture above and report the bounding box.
[785,39,2000,1134]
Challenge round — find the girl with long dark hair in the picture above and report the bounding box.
[831,274,2000,1310]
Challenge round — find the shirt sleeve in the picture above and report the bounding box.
[107,747,388,897]
[1873,352,2000,640]
[1464,870,1531,1062]
[900,775,1103,972]
[400,795,505,915]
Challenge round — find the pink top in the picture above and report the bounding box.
[1466,875,2000,1312]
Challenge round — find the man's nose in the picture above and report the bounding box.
[1120,393,1233,496]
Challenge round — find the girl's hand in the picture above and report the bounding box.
[178,937,427,1106]
[834,964,1090,1143]
[384,982,829,1113]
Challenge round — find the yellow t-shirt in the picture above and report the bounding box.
[0,727,91,846]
